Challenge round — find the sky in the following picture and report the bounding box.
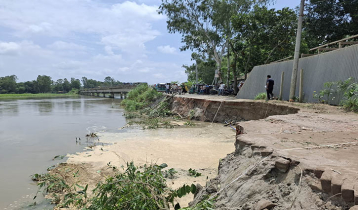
[0,0,300,84]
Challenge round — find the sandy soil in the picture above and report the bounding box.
[64,121,236,207]
[176,94,358,179]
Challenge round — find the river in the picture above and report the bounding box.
[0,96,126,209]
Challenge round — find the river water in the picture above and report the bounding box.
[0,97,127,209]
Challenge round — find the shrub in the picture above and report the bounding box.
[337,77,358,112]
[254,92,267,100]
[34,162,199,209]
[121,84,162,111]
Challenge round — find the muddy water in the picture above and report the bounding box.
[0,97,126,209]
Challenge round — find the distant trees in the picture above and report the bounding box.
[160,0,358,86]
[305,0,358,48]
[0,75,122,94]
[36,75,52,93]
[0,75,18,93]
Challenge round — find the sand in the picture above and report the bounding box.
[65,121,236,207]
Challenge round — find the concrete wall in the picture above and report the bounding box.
[237,44,358,104]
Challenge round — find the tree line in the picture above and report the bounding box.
[0,75,121,94]
[159,0,358,92]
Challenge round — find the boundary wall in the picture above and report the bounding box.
[236,44,358,104]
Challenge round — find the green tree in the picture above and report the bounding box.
[53,79,64,93]
[70,78,81,90]
[0,75,18,93]
[231,6,297,76]
[63,78,71,93]
[104,76,115,87]
[36,75,52,93]
[183,54,216,84]
[304,0,358,48]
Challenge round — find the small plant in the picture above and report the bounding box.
[162,121,175,129]
[181,196,216,210]
[254,92,267,100]
[188,109,196,120]
[164,168,178,179]
[52,155,65,161]
[313,81,337,104]
[123,112,140,119]
[184,121,196,126]
[337,77,358,112]
[188,168,202,177]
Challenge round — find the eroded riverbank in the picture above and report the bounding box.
[62,122,236,208]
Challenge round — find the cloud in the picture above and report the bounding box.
[157,45,176,54]
[0,1,163,54]
[48,41,86,51]
[0,42,21,56]
[53,60,84,70]
[0,1,191,84]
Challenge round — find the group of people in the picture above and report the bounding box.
[165,83,187,95]
[161,75,274,100]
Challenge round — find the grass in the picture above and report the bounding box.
[121,84,162,112]
[254,92,267,100]
[0,93,79,99]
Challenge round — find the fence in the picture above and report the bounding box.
[236,44,358,104]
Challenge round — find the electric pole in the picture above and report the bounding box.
[195,61,198,84]
[289,0,305,100]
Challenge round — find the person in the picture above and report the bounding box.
[165,83,170,94]
[178,85,182,95]
[266,75,274,100]
[218,82,225,96]
[181,83,187,94]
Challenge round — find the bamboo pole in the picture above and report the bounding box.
[289,0,305,100]
[279,72,284,100]
[299,69,304,103]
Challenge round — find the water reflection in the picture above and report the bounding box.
[0,101,19,116]
[37,101,54,114]
[0,96,126,210]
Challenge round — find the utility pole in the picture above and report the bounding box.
[289,0,305,100]
[195,61,198,84]
[227,42,230,88]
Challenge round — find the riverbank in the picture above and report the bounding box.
[51,122,236,208]
[0,93,79,99]
[35,94,358,209]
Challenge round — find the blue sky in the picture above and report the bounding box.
[0,0,301,84]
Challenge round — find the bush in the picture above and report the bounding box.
[314,78,358,112]
[254,92,267,100]
[121,84,162,111]
[337,77,358,112]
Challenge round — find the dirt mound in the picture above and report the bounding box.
[171,96,299,123]
[191,142,351,210]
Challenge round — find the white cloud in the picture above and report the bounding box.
[138,67,152,73]
[53,60,84,70]
[48,41,86,51]
[0,42,21,56]
[0,1,163,54]
[0,1,191,84]
[157,45,176,54]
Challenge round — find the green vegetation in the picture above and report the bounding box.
[184,121,196,126]
[121,84,162,112]
[254,92,267,100]
[163,168,178,179]
[160,0,358,92]
[181,197,216,210]
[0,93,78,99]
[188,168,202,177]
[314,78,358,112]
[0,74,122,95]
[33,162,206,210]
[121,84,177,129]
